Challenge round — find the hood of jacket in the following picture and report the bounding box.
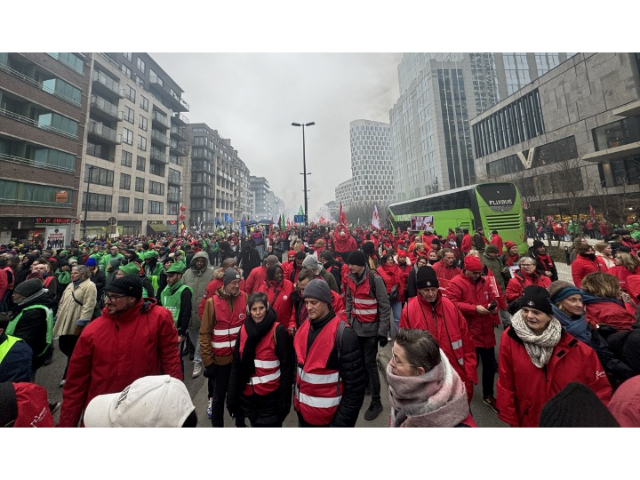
[100,297,158,322]
[189,251,210,273]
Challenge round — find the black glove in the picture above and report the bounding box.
[203,364,215,378]
[378,335,388,348]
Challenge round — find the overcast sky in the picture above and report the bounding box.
[151,53,403,218]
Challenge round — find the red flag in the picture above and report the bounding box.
[339,202,347,225]
[286,217,291,228]
[371,204,380,230]
[589,204,596,218]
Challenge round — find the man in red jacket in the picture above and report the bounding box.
[399,266,477,402]
[245,255,280,294]
[58,275,182,427]
[431,248,461,287]
[461,229,472,257]
[447,255,499,413]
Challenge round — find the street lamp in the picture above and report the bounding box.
[292,121,315,225]
[82,165,95,240]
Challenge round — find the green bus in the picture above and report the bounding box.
[387,182,527,252]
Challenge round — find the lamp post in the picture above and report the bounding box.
[82,165,95,240]
[292,122,314,225]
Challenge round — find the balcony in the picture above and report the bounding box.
[0,107,77,140]
[170,125,188,141]
[170,140,188,156]
[88,121,121,145]
[151,129,170,147]
[0,62,82,107]
[167,192,181,202]
[149,75,189,112]
[92,70,122,99]
[90,95,121,122]
[151,110,171,129]
[171,112,189,126]
[168,173,182,186]
[150,147,168,164]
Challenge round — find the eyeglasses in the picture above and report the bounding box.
[104,294,126,302]
[521,263,536,267]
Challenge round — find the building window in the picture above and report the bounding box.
[140,95,149,112]
[135,75,145,88]
[121,64,132,78]
[149,180,165,196]
[118,196,130,213]
[139,115,148,131]
[135,177,145,192]
[28,146,76,171]
[122,128,133,145]
[82,192,112,212]
[150,162,165,177]
[0,180,73,206]
[123,106,134,124]
[592,117,640,151]
[120,173,131,190]
[148,200,164,215]
[85,166,114,187]
[124,52,133,61]
[134,198,144,213]
[138,135,147,151]
[136,156,146,171]
[41,78,82,106]
[37,113,78,138]
[137,57,146,73]
[124,85,136,103]
[121,150,132,167]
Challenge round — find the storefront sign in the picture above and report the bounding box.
[34,218,71,225]
[55,191,68,203]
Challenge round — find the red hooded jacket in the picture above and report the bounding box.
[571,254,608,288]
[57,298,182,427]
[497,326,612,428]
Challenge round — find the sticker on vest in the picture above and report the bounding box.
[283,295,288,300]
[239,313,246,320]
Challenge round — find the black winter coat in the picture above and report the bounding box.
[10,293,55,371]
[237,246,262,280]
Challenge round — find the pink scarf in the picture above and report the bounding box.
[386,350,469,427]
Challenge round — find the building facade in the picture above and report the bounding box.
[335,178,354,210]
[390,53,575,202]
[0,52,90,244]
[349,119,394,205]
[75,53,189,238]
[471,53,640,222]
[250,176,270,219]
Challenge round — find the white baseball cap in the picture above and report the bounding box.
[84,375,194,428]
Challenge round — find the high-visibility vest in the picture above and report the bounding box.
[238,322,280,396]
[211,294,247,357]
[346,273,378,323]
[0,335,22,364]
[161,282,193,326]
[7,305,53,357]
[293,316,343,426]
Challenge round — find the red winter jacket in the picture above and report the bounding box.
[490,235,504,253]
[58,298,182,427]
[497,325,612,428]
[245,266,267,294]
[461,234,472,254]
[376,264,404,303]
[399,294,478,386]
[256,279,296,329]
[446,273,498,349]
[505,272,551,304]
[584,299,636,331]
[431,261,461,286]
[571,255,608,288]
[198,269,246,319]
[608,265,640,293]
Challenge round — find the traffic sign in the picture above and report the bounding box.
[294,215,307,224]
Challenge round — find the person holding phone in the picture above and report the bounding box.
[447,255,500,413]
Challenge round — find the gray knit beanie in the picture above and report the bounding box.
[303,279,332,305]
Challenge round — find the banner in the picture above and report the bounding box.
[371,204,380,230]
[410,215,434,232]
[45,226,66,249]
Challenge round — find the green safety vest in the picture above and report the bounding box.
[7,305,54,357]
[161,282,193,326]
[0,335,22,364]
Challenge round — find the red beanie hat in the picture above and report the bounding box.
[505,241,517,251]
[398,250,407,258]
[464,255,484,272]
[288,250,296,258]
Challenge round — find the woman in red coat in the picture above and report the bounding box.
[571,243,608,288]
[255,264,295,330]
[377,253,405,334]
[502,241,520,267]
[505,257,551,304]
[496,286,612,427]
[608,252,640,293]
[581,272,637,331]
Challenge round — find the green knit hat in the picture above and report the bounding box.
[119,262,141,276]
[166,262,186,274]
[143,250,158,260]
